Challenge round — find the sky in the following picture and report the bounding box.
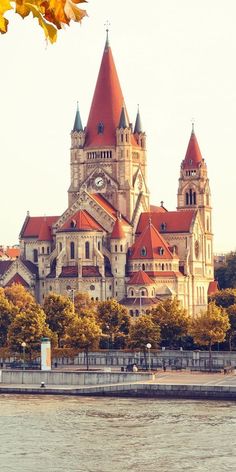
[0,0,236,253]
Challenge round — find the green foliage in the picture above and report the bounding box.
[97,299,131,348]
[4,283,35,310]
[74,291,96,314]
[190,302,230,350]
[215,252,236,289]
[0,289,16,347]
[210,288,236,308]
[151,297,190,348]
[65,315,102,369]
[226,304,236,350]
[129,314,161,351]
[43,293,75,346]
[7,303,51,355]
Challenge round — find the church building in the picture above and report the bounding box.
[0,33,214,316]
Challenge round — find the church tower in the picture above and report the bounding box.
[68,32,150,223]
[177,126,213,280]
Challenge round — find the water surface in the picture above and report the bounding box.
[0,395,236,471]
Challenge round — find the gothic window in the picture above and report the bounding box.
[121,134,124,142]
[98,241,101,251]
[115,244,117,252]
[70,219,76,228]
[141,290,145,296]
[70,241,75,259]
[160,223,167,231]
[85,241,90,259]
[135,309,139,316]
[193,192,196,205]
[195,240,200,259]
[33,249,38,263]
[186,192,189,205]
[59,242,62,252]
[130,310,134,316]
[141,246,147,256]
[162,263,164,271]
[159,247,164,255]
[125,133,128,143]
[120,245,123,252]
[97,122,104,134]
[47,246,50,254]
[142,263,145,271]
[42,246,45,254]
[131,290,134,296]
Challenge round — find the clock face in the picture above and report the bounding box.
[94,176,105,188]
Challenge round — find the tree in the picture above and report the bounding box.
[65,315,102,369]
[215,252,236,289]
[97,299,131,349]
[189,302,230,369]
[151,298,190,348]
[7,303,52,357]
[74,291,97,316]
[4,283,35,310]
[210,288,236,309]
[43,293,75,346]
[0,289,16,347]
[129,315,160,369]
[0,0,88,43]
[226,304,236,351]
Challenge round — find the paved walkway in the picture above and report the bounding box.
[153,370,236,386]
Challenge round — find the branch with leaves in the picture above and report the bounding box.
[0,0,88,43]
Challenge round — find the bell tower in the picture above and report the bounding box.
[67,31,150,222]
[177,125,213,279]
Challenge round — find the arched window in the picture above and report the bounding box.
[130,310,134,316]
[142,263,145,271]
[85,241,90,259]
[193,192,196,205]
[159,247,164,255]
[70,241,75,259]
[47,246,50,254]
[161,263,164,271]
[141,246,147,256]
[160,223,166,231]
[59,242,62,252]
[120,245,123,252]
[98,241,101,251]
[42,246,45,254]
[141,290,145,296]
[97,122,104,134]
[70,219,76,228]
[33,249,38,263]
[135,309,139,316]
[186,192,189,205]
[115,244,117,252]
[130,290,134,296]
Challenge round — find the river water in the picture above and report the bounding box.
[0,395,236,472]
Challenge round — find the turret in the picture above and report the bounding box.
[110,217,127,300]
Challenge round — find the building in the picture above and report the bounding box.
[0,33,214,315]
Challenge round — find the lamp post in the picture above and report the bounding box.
[146,343,152,371]
[67,286,75,313]
[21,342,26,370]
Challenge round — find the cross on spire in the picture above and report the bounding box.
[104,20,110,48]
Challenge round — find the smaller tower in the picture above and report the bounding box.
[134,106,146,149]
[110,217,127,300]
[68,103,85,205]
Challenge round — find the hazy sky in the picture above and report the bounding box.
[0,0,235,253]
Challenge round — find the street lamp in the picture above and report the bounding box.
[146,343,152,371]
[67,286,75,313]
[21,342,26,370]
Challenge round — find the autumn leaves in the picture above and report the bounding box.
[0,0,88,43]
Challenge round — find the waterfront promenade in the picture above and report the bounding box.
[1,369,236,399]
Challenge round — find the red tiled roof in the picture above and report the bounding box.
[150,205,168,213]
[129,271,184,278]
[6,273,29,287]
[84,42,138,148]
[59,210,103,232]
[129,221,174,260]
[136,211,196,235]
[59,266,102,278]
[128,270,154,285]
[208,281,219,295]
[38,220,52,241]
[111,218,125,239]
[5,248,20,259]
[91,193,129,225]
[21,216,58,238]
[182,131,203,169]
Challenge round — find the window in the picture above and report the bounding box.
[160,223,166,231]
[142,263,145,271]
[141,246,147,256]
[97,122,104,134]
[131,290,134,296]
[120,245,123,252]
[70,241,75,259]
[33,249,38,263]
[59,242,62,252]
[85,241,90,259]
[186,192,189,205]
[141,290,145,296]
[98,241,101,251]
[47,246,50,254]
[159,247,164,255]
[42,246,45,254]
[130,310,134,316]
[115,244,117,252]
[70,219,76,228]
[161,263,164,270]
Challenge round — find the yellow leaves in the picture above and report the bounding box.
[0,0,12,33]
[0,0,87,43]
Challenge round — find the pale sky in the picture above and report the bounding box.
[0,0,235,253]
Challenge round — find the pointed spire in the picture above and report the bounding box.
[85,33,125,147]
[134,105,143,134]
[118,104,129,129]
[183,126,203,169]
[73,102,83,132]
[104,22,110,50]
[111,217,125,239]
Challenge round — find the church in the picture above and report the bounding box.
[0,33,214,316]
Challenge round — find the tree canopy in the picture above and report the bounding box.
[151,298,190,348]
[65,315,102,369]
[0,0,88,43]
[215,252,236,289]
[129,314,161,351]
[43,293,75,346]
[97,299,131,348]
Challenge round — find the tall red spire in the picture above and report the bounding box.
[183,126,203,169]
[85,34,124,148]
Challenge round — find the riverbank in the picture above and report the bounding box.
[1,370,236,400]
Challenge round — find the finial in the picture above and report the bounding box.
[191,119,195,134]
[104,20,110,48]
[160,201,164,207]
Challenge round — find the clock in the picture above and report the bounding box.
[94,176,105,188]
